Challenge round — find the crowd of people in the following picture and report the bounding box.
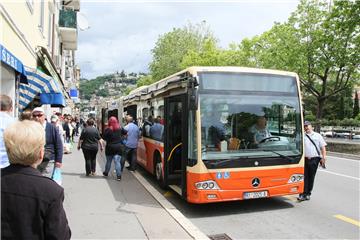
[0,94,141,239]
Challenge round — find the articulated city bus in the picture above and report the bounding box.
[121,67,304,204]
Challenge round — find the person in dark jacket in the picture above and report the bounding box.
[102,116,127,181]
[62,115,71,143]
[32,107,63,178]
[1,120,71,240]
[77,118,103,176]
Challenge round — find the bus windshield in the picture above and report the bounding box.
[198,72,302,165]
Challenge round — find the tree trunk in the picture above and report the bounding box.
[315,97,326,132]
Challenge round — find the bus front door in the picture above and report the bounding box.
[164,94,188,198]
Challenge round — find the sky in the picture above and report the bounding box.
[77,0,300,79]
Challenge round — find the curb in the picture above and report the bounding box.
[132,171,209,240]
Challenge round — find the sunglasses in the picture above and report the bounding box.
[32,113,44,117]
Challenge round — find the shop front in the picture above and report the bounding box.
[0,44,28,117]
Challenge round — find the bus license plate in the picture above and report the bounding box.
[243,191,268,199]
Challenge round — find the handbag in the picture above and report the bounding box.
[52,167,62,185]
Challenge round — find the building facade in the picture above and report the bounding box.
[0,0,80,117]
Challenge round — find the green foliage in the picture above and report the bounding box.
[323,86,354,120]
[339,118,358,127]
[147,2,358,126]
[97,88,109,97]
[124,86,136,96]
[120,70,126,78]
[240,0,360,122]
[304,113,316,122]
[355,113,360,121]
[78,1,358,130]
[149,21,218,82]
[137,75,154,87]
[79,75,110,100]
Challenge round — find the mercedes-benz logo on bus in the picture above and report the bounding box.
[252,178,260,188]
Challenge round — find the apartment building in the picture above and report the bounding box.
[0,0,80,117]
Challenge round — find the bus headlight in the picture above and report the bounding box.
[288,174,304,183]
[195,180,220,190]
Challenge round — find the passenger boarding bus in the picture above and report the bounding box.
[122,67,304,204]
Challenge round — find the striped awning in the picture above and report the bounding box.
[19,67,66,110]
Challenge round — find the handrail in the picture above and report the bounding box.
[167,143,182,161]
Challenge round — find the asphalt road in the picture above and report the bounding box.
[138,155,360,239]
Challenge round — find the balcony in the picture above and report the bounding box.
[63,0,80,11]
[59,9,77,50]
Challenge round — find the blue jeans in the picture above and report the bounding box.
[105,154,122,177]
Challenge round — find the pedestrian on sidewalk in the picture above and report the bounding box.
[32,107,63,178]
[19,109,32,121]
[102,116,127,181]
[0,95,15,169]
[1,120,71,239]
[298,121,327,202]
[77,118,103,176]
[63,115,71,143]
[124,115,140,171]
[51,114,65,144]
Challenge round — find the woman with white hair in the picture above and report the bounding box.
[1,120,71,239]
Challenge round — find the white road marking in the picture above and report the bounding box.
[318,169,360,181]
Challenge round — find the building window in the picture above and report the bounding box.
[26,0,34,14]
[39,0,44,35]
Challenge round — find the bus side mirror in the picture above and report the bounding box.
[189,88,198,110]
[189,77,198,111]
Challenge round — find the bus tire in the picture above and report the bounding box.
[154,152,166,188]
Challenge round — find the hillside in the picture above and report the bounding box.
[79,71,145,100]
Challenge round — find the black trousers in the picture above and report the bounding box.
[303,157,321,196]
[82,148,98,175]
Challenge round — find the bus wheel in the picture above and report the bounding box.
[154,154,166,188]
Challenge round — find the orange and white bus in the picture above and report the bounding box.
[121,66,304,204]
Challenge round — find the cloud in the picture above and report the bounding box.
[77,1,299,79]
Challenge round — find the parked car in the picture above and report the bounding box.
[324,131,336,138]
[352,135,360,140]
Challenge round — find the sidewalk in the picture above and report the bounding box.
[61,146,194,239]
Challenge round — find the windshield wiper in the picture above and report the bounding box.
[204,156,254,167]
[206,159,238,167]
[262,150,299,163]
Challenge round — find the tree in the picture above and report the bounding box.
[180,38,222,68]
[243,0,359,129]
[323,86,353,120]
[149,21,217,82]
[354,90,359,118]
[137,75,153,87]
[290,0,360,122]
[120,70,126,78]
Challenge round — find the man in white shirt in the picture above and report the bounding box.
[0,95,16,168]
[298,121,327,201]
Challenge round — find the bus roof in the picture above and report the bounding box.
[123,66,298,102]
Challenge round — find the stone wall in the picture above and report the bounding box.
[326,142,360,155]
